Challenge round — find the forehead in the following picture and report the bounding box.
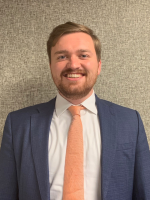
[52,32,95,53]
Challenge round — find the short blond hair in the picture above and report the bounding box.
[47,21,101,63]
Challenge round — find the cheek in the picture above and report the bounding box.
[83,60,98,72]
[51,64,64,76]
[82,60,92,70]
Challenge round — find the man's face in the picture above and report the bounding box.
[50,32,101,100]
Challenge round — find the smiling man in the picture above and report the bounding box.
[50,32,101,103]
[0,22,150,200]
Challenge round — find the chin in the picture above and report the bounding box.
[59,87,93,100]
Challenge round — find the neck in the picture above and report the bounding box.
[59,89,93,105]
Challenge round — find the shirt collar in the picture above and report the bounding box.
[55,91,97,117]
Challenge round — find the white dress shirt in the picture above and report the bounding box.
[48,91,101,200]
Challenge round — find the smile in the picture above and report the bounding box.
[67,74,83,78]
[64,73,85,78]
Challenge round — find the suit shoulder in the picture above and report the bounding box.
[96,96,138,117]
[97,98,140,132]
[9,98,56,118]
[101,99,134,112]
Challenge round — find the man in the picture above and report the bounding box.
[0,22,150,200]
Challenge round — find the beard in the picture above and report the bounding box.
[52,67,98,100]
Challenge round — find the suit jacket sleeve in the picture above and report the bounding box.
[132,111,150,199]
[0,113,19,200]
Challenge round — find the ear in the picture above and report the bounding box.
[98,60,101,75]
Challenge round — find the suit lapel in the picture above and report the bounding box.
[31,98,55,200]
[96,96,117,200]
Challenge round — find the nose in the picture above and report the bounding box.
[67,55,81,69]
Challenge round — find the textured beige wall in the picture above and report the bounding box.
[0,0,150,146]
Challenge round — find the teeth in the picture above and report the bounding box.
[67,74,82,78]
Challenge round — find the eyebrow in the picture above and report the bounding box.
[54,50,68,55]
[54,49,92,55]
[77,49,92,53]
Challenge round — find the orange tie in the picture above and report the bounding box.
[63,105,85,200]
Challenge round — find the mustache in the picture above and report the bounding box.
[61,68,87,76]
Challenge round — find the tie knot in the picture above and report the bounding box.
[68,105,84,116]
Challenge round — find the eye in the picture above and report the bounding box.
[57,55,66,60]
[80,54,89,59]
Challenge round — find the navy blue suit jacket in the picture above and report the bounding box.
[0,95,150,200]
